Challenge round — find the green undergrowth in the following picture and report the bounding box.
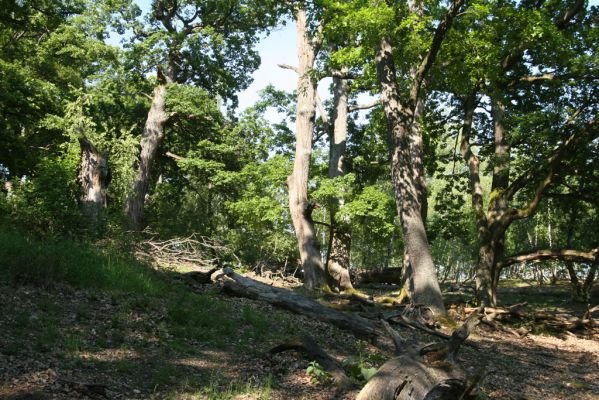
[0,226,164,294]
[0,226,314,397]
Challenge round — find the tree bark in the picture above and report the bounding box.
[326,76,354,291]
[288,7,328,290]
[375,36,445,315]
[78,137,110,232]
[124,76,169,230]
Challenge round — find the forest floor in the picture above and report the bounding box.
[1,263,598,400]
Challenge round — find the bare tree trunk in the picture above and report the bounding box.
[124,76,169,230]
[326,76,354,291]
[78,137,110,232]
[288,7,327,290]
[375,36,445,315]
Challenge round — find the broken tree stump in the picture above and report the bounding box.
[357,310,484,400]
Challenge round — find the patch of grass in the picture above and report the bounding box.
[64,333,83,353]
[35,325,59,352]
[166,292,240,345]
[151,364,182,388]
[197,373,273,400]
[75,304,91,321]
[242,304,270,335]
[115,359,136,374]
[14,310,31,328]
[168,338,194,354]
[0,227,167,295]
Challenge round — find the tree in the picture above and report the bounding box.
[0,0,120,178]
[77,137,110,231]
[123,0,282,229]
[285,2,329,290]
[324,76,354,291]
[448,0,596,305]
[368,0,466,314]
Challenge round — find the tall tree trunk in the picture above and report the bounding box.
[563,195,598,302]
[288,7,327,290]
[326,76,353,291]
[460,93,498,306]
[375,36,445,315]
[564,205,583,300]
[78,137,110,233]
[124,73,169,230]
[482,98,510,306]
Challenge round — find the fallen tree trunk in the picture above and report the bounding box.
[357,267,402,284]
[471,302,598,332]
[214,268,381,340]
[357,311,483,400]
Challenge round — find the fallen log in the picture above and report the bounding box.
[473,302,597,333]
[357,310,484,400]
[270,335,353,389]
[356,267,402,284]
[214,268,381,340]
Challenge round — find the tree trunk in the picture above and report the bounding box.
[78,137,110,232]
[357,314,482,400]
[581,263,598,302]
[326,76,353,291]
[375,36,445,315]
[215,268,380,340]
[124,78,169,230]
[288,7,327,290]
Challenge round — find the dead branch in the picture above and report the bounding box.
[136,233,239,269]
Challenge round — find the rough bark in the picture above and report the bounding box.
[78,137,110,231]
[375,35,445,315]
[124,77,169,230]
[215,268,380,340]
[288,7,328,290]
[357,311,482,400]
[326,76,354,291]
[371,0,465,314]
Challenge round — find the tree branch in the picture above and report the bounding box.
[165,151,184,161]
[410,0,467,105]
[497,248,599,270]
[506,118,598,222]
[554,0,585,29]
[348,99,381,112]
[278,63,299,73]
[381,319,405,355]
[459,93,486,220]
[315,92,330,133]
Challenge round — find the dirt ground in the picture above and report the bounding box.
[1,276,598,400]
